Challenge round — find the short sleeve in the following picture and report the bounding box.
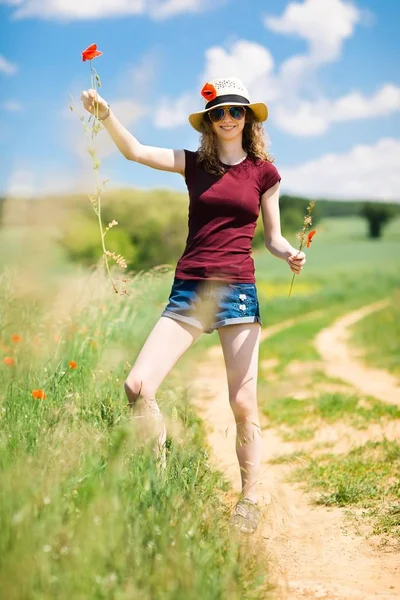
[259,161,281,195]
[184,149,198,186]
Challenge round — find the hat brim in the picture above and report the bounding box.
[188,102,268,133]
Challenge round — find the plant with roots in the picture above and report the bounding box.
[70,44,128,295]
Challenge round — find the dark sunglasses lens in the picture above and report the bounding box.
[209,108,225,122]
[229,106,245,120]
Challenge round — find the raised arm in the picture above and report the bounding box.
[80,89,185,175]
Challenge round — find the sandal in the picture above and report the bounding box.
[231,498,261,534]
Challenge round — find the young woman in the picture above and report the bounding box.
[81,78,306,534]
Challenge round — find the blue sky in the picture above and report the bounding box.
[0,0,399,201]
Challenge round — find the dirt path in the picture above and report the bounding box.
[192,302,400,600]
[315,299,400,406]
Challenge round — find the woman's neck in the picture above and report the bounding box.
[217,140,247,166]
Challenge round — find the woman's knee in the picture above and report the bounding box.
[229,389,257,421]
[124,374,157,405]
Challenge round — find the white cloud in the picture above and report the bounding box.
[0,0,222,20]
[265,0,362,63]
[2,100,23,111]
[0,54,18,75]
[264,0,368,105]
[153,92,196,129]
[153,41,278,130]
[203,40,280,104]
[154,0,398,137]
[279,138,400,201]
[331,84,400,120]
[274,84,400,136]
[150,0,223,19]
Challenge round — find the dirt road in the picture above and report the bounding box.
[192,301,400,600]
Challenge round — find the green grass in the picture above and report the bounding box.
[261,392,400,442]
[253,215,400,371]
[0,267,272,600]
[255,215,400,281]
[255,216,400,542]
[1,212,400,586]
[290,440,400,541]
[351,299,400,379]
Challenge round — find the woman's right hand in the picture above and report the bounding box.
[80,88,109,120]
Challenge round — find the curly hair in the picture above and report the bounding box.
[197,108,274,176]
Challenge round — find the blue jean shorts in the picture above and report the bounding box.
[161,278,262,334]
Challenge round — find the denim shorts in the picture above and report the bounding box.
[161,278,262,334]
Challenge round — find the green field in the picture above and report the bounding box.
[1,214,400,595]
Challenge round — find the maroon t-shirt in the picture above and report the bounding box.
[175,149,281,283]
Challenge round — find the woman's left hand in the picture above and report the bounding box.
[287,250,306,274]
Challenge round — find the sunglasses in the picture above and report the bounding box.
[207,106,246,123]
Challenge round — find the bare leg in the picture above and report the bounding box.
[125,315,202,467]
[218,323,262,502]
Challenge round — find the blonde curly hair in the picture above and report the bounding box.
[197,109,274,176]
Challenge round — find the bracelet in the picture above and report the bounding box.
[98,103,111,121]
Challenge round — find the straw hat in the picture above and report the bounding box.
[188,77,268,133]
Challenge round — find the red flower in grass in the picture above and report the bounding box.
[201,83,217,102]
[69,360,78,370]
[11,334,22,343]
[82,44,103,62]
[3,356,15,366]
[306,230,316,248]
[32,389,46,400]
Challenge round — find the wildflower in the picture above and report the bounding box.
[288,200,316,300]
[3,356,15,366]
[77,44,127,294]
[11,334,21,343]
[306,230,317,248]
[105,250,127,269]
[69,360,78,369]
[81,44,103,62]
[32,390,47,400]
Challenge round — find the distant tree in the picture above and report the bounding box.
[360,202,398,239]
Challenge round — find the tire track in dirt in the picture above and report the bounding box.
[192,304,400,600]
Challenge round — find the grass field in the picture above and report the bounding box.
[0,266,271,599]
[1,214,399,595]
[254,215,400,543]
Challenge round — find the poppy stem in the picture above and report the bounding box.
[288,273,296,300]
[288,241,304,301]
[81,47,123,294]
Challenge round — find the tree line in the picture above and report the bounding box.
[0,190,399,272]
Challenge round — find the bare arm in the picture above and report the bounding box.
[260,182,306,273]
[80,89,185,175]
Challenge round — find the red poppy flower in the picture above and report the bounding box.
[201,83,217,102]
[3,356,15,366]
[69,360,78,369]
[306,230,316,248]
[82,44,103,62]
[11,334,22,343]
[32,389,46,400]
